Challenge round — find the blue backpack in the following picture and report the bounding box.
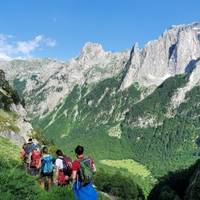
[25,143,35,154]
[41,155,54,173]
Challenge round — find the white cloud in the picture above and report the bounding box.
[0,34,56,60]
[0,52,11,60]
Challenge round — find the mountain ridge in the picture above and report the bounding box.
[1,22,200,120]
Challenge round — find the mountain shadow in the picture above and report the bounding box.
[147,159,200,200]
[185,57,200,74]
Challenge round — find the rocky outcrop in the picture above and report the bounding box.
[10,103,32,141]
[168,59,200,114]
[120,22,200,89]
[0,130,25,145]
[0,70,32,145]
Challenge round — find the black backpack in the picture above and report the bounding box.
[59,156,72,176]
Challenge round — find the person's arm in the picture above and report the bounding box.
[71,170,77,184]
[71,160,79,184]
[54,166,59,184]
[92,163,96,173]
[28,152,32,168]
[37,155,41,169]
[89,157,96,173]
[54,159,60,184]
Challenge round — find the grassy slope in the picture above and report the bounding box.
[0,109,19,132]
[99,159,156,196]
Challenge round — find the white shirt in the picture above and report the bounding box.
[55,156,64,170]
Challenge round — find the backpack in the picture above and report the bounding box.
[25,143,35,154]
[30,150,41,168]
[41,155,53,173]
[78,157,94,185]
[60,156,72,176]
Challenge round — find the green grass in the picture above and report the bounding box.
[0,136,19,160]
[0,109,19,133]
[100,159,152,178]
[99,159,156,197]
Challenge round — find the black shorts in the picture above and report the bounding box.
[40,172,53,180]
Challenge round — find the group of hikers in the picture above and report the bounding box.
[19,138,98,200]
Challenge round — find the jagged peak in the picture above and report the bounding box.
[131,43,140,53]
[168,21,200,30]
[80,42,105,56]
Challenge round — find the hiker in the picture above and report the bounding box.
[54,149,72,186]
[40,146,54,190]
[72,145,98,200]
[29,146,41,176]
[24,138,36,169]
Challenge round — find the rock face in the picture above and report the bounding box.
[169,59,200,114]
[120,22,200,89]
[0,43,129,118]
[0,69,32,145]
[10,103,32,142]
[0,130,26,145]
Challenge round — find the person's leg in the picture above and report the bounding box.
[40,174,45,190]
[30,167,37,176]
[36,168,40,176]
[40,180,45,189]
[48,173,53,189]
[65,175,70,185]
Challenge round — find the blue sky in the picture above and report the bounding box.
[0,0,200,60]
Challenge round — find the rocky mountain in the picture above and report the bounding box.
[1,21,200,181]
[120,22,200,89]
[0,69,32,145]
[0,43,129,118]
[1,22,200,120]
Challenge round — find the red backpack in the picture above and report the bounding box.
[30,150,41,168]
[58,156,72,185]
[62,156,72,176]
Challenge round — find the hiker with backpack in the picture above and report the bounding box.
[72,145,98,200]
[54,149,72,186]
[29,146,41,176]
[24,138,36,170]
[40,146,54,190]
